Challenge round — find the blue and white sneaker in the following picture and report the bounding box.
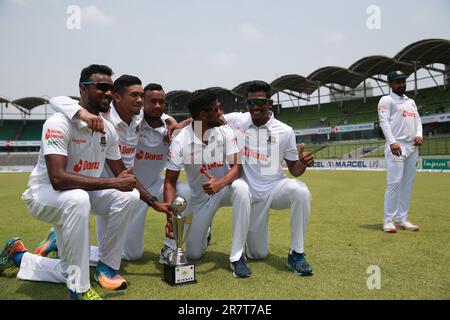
[231,254,251,278]
[287,251,313,276]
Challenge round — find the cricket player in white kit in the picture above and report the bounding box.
[0,65,141,300]
[127,83,191,262]
[222,81,315,276]
[378,70,422,233]
[164,89,253,278]
[44,77,176,265]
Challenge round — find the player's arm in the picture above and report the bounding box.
[46,155,136,192]
[164,169,180,204]
[50,96,105,133]
[378,98,401,156]
[284,131,314,177]
[166,118,192,143]
[163,169,181,239]
[413,105,423,146]
[202,153,242,195]
[106,158,172,215]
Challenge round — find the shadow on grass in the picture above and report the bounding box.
[247,253,292,273]
[359,224,383,231]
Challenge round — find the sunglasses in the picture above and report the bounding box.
[149,98,166,105]
[247,98,270,106]
[80,81,114,92]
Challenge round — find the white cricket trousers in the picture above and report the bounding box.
[185,179,251,263]
[246,178,312,260]
[19,185,140,293]
[384,142,419,222]
[89,176,191,263]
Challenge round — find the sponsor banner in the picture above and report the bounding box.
[309,158,386,170]
[421,113,450,124]
[422,158,450,170]
[0,140,40,147]
[0,166,34,173]
[294,123,374,136]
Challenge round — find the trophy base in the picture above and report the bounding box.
[163,263,196,286]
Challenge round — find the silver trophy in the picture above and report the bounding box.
[163,196,196,286]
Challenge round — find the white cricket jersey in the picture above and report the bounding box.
[101,105,142,177]
[134,114,171,187]
[167,124,239,202]
[377,92,423,145]
[49,96,143,177]
[224,112,299,200]
[27,112,121,187]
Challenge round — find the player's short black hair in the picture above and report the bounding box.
[187,89,218,120]
[113,74,142,93]
[247,80,271,98]
[144,83,164,93]
[79,64,113,83]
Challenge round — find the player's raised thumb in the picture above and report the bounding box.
[299,143,305,156]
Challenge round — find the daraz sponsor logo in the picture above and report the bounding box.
[73,160,100,172]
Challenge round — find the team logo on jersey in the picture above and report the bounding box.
[99,136,107,148]
[267,135,277,144]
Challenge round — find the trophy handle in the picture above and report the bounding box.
[181,213,193,245]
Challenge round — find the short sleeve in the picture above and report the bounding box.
[166,137,184,171]
[105,125,121,161]
[49,96,82,121]
[41,115,71,157]
[284,129,299,161]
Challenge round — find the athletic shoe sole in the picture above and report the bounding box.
[286,263,314,276]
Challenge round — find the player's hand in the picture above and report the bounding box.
[78,108,105,134]
[299,143,314,167]
[413,136,423,146]
[390,143,402,157]
[165,220,174,239]
[202,171,222,195]
[152,201,174,216]
[115,167,136,191]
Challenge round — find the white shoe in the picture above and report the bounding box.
[159,245,175,265]
[394,220,420,231]
[383,221,397,233]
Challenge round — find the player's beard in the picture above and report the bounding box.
[393,86,406,96]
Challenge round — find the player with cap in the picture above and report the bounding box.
[378,70,423,233]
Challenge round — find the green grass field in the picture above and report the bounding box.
[1,171,449,300]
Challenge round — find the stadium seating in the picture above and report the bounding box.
[0,121,23,140]
[20,121,44,140]
[277,86,450,129]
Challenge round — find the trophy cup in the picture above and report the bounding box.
[163,196,196,286]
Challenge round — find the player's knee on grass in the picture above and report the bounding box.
[123,249,144,262]
[246,246,268,260]
[186,244,206,261]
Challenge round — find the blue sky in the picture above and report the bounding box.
[1,0,449,100]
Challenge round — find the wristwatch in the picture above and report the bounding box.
[147,196,158,207]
